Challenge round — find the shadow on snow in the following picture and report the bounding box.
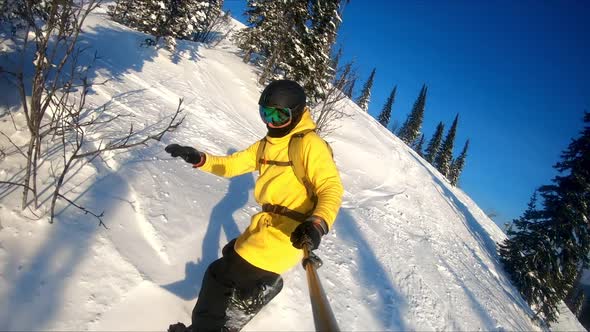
[407,152,537,327]
[335,209,408,331]
[161,148,251,300]
[0,162,129,330]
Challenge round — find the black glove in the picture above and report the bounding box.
[165,144,203,165]
[290,216,329,250]
[167,322,188,332]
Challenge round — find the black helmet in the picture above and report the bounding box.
[259,80,306,115]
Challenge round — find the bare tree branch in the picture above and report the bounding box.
[8,107,19,131]
[312,61,357,136]
[0,180,106,228]
[3,0,185,226]
[74,98,185,159]
[0,131,27,158]
[59,193,107,229]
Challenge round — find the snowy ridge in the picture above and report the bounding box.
[0,7,584,331]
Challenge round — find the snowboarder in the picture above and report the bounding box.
[165,80,344,332]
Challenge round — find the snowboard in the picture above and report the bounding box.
[223,275,284,332]
[167,276,283,332]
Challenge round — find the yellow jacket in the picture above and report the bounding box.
[199,110,344,274]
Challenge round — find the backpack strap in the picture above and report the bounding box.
[288,129,319,214]
[256,130,330,222]
[255,138,265,173]
[256,138,292,174]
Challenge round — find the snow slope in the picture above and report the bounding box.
[0,7,585,331]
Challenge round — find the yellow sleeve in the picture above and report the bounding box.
[302,135,344,229]
[198,141,260,178]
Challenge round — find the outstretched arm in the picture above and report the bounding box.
[165,141,260,178]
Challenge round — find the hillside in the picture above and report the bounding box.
[0,7,585,331]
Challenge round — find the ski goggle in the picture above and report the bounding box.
[259,105,293,128]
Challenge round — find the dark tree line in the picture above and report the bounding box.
[369,82,469,186]
[108,0,227,48]
[499,112,590,325]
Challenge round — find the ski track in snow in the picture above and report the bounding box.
[0,8,585,332]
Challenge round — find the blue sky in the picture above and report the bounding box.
[223,0,589,226]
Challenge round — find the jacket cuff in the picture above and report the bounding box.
[309,215,329,235]
[192,152,207,168]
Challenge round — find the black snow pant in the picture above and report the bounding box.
[191,239,280,331]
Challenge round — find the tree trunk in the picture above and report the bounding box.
[243,50,252,63]
[259,50,279,85]
[21,135,36,209]
[32,133,41,208]
[50,156,71,223]
[22,71,44,209]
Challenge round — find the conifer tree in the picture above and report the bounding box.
[301,0,343,102]
[565,274,585,317]
[398,84,428,145]
[414,134,425,157]
[258,1,308,84]
[498,193,564,323]
[330,48,343,74]
[424,122,444,164]
[108,0,223,46]
[449,139,470,186]
[377,86,397,127]
[537,111,590,314]
[435,114,459,177]
[238,0,345,103]
[499,112,590,324]
[235,0,273,63]
[355,68,376,112]
[237,0,307,84]
[107,1,135,23]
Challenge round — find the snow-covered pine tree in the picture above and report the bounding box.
[537,111,590,317]
[300,0,344,102]
[236,0,279,64]
[108,0,223,47]
[107,0,136,26]
[330,48,343,74]
[251,0,308,85]
[448,139,469,186]
[424,121,445,164]
[414,134,425,157]
[565,273,586,318]
[435,114,458,177]
[192,1,228,43]
[238,0,345,104]
[1,0,51,30]
[377,86,397,127]
[266,1,309,83]
[398,84,427,145]
[355,68,376,112]
[499,112,590,325]
[498,193,564,323]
